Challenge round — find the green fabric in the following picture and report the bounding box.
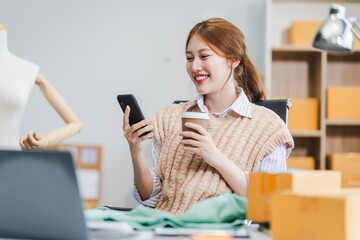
[85,193,247,230]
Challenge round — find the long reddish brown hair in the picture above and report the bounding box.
[186,18,265,102]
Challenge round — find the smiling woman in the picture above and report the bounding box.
[122,18,294,215]
[185,18,266,103]
[186,34,238,100]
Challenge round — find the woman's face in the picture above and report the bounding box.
[186,34,234,96]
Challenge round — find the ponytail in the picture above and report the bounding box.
[234,56,266,102]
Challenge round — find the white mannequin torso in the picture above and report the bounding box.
[0,29,39,149]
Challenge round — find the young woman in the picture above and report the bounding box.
[123,18,294,215]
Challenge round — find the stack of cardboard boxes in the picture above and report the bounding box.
[286,98,318,170]
[247,171,360,240]
[326,86,360,188]
[247,171,341,223]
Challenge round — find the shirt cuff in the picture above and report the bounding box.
[132,172,162,208]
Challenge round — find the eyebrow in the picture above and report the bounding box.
[186,48,212,54]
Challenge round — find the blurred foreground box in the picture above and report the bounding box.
[271,189,360,240]
[287,156,315,170]
[329,153,360,187]
[327,87,360,119]
[288,98,318,130]
[247,171,341,223]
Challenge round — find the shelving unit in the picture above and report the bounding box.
[325,50,360,164]
[271,46,360,169]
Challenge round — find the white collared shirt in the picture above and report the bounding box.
[133,87,288,207]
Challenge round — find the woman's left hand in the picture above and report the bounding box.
[179,122,221,167]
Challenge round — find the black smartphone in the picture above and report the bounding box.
[117,94,151,137]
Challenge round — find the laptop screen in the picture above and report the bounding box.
[0,150,88,240]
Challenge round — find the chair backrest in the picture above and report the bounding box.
[254,99,291,125]
[173,99,291,125]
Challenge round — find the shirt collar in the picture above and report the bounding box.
[188,87,252,118]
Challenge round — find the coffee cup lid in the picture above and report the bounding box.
[181,112,210,120]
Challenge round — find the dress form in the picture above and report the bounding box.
[0,25,82,150]
[0,27,39,149]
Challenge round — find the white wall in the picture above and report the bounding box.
[272,1,360,46]
[0,0,269,207]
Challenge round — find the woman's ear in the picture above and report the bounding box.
[233,59,240,68]
[232,59,240,68]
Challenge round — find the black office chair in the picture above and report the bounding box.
[174,99,291,125]
[254,99,291,125]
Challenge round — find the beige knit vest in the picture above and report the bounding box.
[150,102,294,215]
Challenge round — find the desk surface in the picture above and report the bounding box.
[0,230,271,240]
[120,230,271,240]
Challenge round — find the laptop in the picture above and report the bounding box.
[0,150,133,240]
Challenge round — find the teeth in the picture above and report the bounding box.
[195,75,208,81]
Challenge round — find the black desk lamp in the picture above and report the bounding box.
[312,4,360,52]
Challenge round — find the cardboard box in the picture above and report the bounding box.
[247,171,341,223]
[329,153,360,187]
[327,87,360,119]
[271,189,360,240]
[287,156,315,170]
[354,27,360,48]
[84,200,98,209]
[288,21,323,45]
[288,98,319,130]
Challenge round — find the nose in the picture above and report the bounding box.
[191,58,202,72]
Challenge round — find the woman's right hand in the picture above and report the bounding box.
[122,106,153,153]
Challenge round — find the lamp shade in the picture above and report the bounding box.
[313,4,354,52]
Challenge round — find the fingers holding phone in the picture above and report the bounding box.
[123,106,153,138]
[118,94,154,150]
[122,105,131,129]
[123,108,153,152]
[134,121,154,140]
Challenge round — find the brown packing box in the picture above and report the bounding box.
[287,156,315,170]
[288,98,319,130]
[329,153,360,187]
[271,189,360,240]
[288,21,323,45]
[287,21,359,47]
[247,171,341,223]
[355,28,360,48]
[327,87,360,119]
